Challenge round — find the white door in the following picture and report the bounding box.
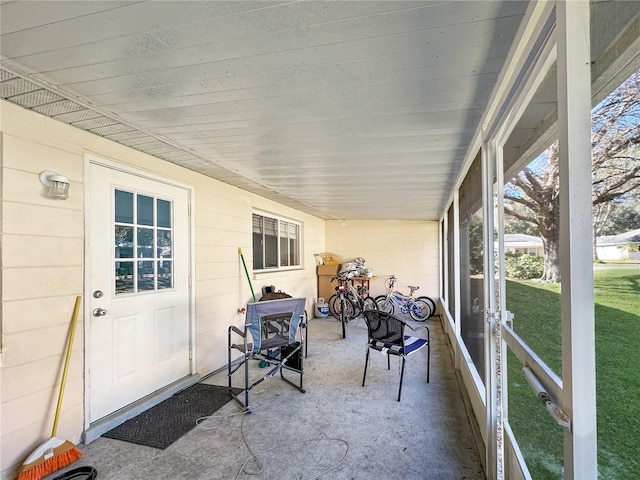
[88,161,192,422]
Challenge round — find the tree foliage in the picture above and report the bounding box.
[597,202,640,235]
[504,69,640,282]
[504,218,540,236]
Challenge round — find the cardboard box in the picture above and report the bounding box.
[317,265,338,276]
[317,264,338,301]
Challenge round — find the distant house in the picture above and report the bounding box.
[596,228,640,260]
[503,234,544,256]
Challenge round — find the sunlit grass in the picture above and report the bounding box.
[506,267,640,479]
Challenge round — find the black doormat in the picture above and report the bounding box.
[103,383,241,449]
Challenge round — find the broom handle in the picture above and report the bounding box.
[52,295,82,437]
[238,248,257,302]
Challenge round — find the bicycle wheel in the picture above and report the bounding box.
[362,296,377,311]
[334,294,355,322]
[419,296,436,319]
[410,298,430,321]
[347,298,359,320]
[328,294,339,319]
[350,301,362,319]
[375,295,394,314]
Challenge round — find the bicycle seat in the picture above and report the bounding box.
[408,285,419,291]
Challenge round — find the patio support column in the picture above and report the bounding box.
[453,190,461,340]
[482,140,503,480]
[556,1,597,479]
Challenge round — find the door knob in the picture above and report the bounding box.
[93,308,107,317]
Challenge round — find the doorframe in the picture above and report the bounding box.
[82,152,197,441]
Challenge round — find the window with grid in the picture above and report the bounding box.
[252,213,300,271]
[114,189,174,294]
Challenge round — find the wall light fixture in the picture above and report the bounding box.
[39,170,70,200]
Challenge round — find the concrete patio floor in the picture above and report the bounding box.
[46,314,484,480]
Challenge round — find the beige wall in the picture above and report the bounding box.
[325,219,439,299]
[0,101,324,478]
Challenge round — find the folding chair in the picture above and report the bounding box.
[228,297,306,411]
[361,309,430,401]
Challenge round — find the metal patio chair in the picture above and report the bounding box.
[228,297,306,411]
[362,309,430,401]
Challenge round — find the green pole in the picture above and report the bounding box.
[239,247,267,367]
[238,247,257,302]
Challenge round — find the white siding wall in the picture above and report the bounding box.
[325,219,440,299]
[596,244,627,260]
[0,100,324,479]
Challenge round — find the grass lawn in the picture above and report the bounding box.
[505,267,640,479]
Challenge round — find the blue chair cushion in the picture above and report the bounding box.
[369,335,428,356]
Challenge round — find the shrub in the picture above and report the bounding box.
[504,253,544,279]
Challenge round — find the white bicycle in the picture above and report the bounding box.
[375,275,436,321]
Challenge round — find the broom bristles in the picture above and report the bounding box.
[17,440,82,480]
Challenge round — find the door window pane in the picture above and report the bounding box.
[115,261,134,294]
[137,228,154,258]
[157,199,171,228]
[137,195,154,226]
[115,190,133,224]
[157,261,172,289]
[157,230,172,258]
[115,226,133,258]
[137,261,155,291]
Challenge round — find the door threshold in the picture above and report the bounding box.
[84,374,201,444]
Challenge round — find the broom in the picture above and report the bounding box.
[238,247,257,302]
[17,295,83,480]
[238,248,269,367]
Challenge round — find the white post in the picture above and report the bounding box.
[453,190,461,339]
[441,212,448,307]
[556,1,598,478]
[483,140,503,479]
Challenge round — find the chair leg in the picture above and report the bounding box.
[427,340,430,383]
[303,311,309,358]
[228,352,251,411]
[227,335,232,393]
[280,344,305,393]
[398,356,406,401]
[243,351,250,410]
[362,348,370,386]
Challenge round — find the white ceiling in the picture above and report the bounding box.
[1,1,637,220]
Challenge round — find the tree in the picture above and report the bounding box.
[504,144,561,282]
[504,69,640,282]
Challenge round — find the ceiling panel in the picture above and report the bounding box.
[1,0,531,220]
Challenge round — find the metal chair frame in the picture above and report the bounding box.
[362,309,430,401]
[228,297,306,411]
